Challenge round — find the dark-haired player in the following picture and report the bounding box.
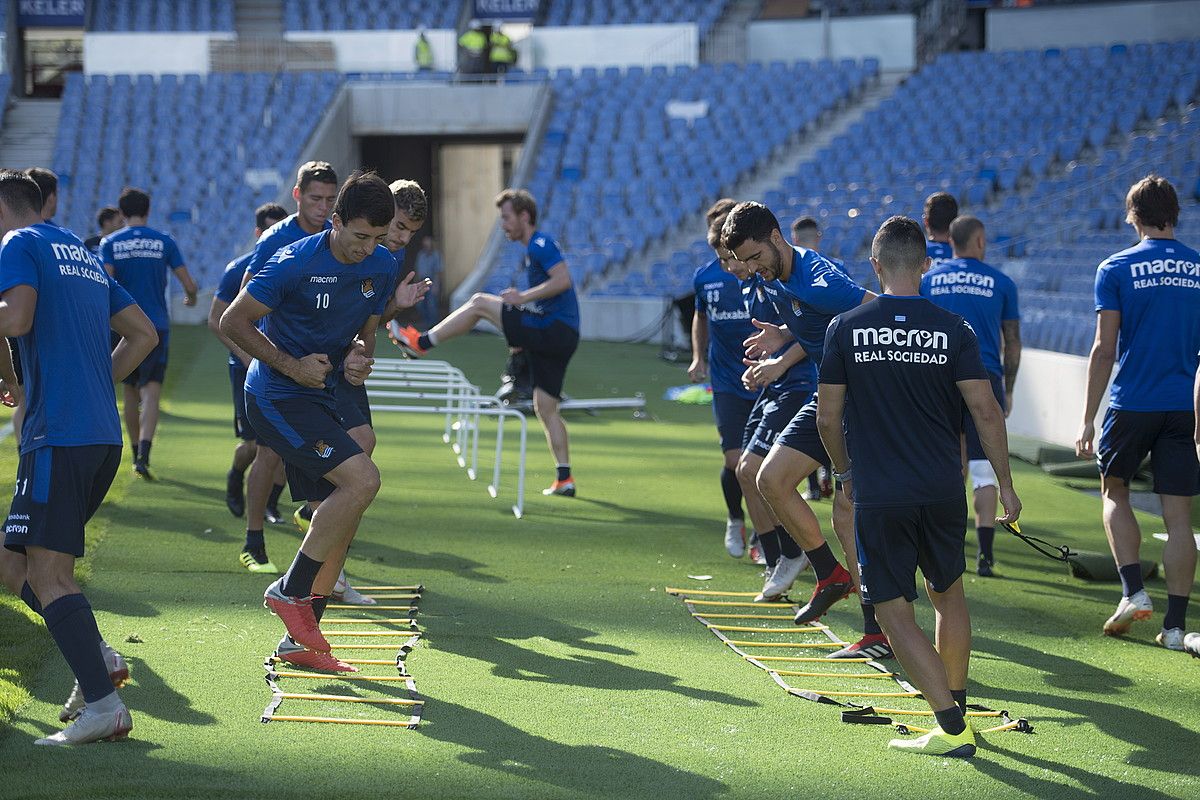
[818,215,1019,757]
[209,202,288,572]
[83,206,122,255]
[922,215,1021,576]
[0,169,159,744]
[393,188,580,497]
[101,187,199,479]
[237,161,339,571]
[1077,175,1200,651]
[923,192,958,267]
[222,172,427,672]
[690,199,757,557]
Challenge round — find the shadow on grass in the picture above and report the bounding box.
[344,541,507,585]
[428,591,756,707]
[423,697,728,799]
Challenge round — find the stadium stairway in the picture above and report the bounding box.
[701,0,764,65]
[600,70,907,294]
[0,99,61,180]
[235,0,284,37]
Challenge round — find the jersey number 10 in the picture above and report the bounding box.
[315,293,330,309]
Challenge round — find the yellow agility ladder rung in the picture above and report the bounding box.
[327,604,416,611]
[270,670,409,682]
[770,669,895,678]
[709,625,825,633]
[322,618,417,625]
[267,656,400,667]
[322,631,420,637]
[792,689,921,698]
[692,613,798,620]
[276,692,421,706]
[729,640,841,648]
[870,707,1003,718]
[749,655,868,663]
[353,585,422,591]
[666,588,760,597]
[363,594,421,600]
[687,600,794,608]
[329,644,414,650]
[266,714,417,727]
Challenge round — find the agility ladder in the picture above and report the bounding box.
[261,584,427,729]
[667,587,1032,736]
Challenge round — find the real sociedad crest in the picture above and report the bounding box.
[361,278,375,298]
[313,440,334,458]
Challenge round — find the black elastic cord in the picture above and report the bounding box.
[1001,522,1076,563]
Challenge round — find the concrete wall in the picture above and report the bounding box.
[987,1,1200,51]
[1004,348,1113,450]
[286,29,458,73]
[349,82,541,135]
[83,32,235,75]
[528,24,698,71]
[747,15,915,71]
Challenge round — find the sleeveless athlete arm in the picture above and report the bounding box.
[207,295,252,366]
[960,377,1021,523]
[815,382,850,476]
[1076,311,1120,458]
[689,312,708,382]
[220,291,327,388]
[1194,365,1200,463]
[110,303,158,382]
[1001,318,1021,410]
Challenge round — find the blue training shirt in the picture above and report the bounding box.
[921,257,1019,376]
[217,250,254,366]
[0,223,135,454]
[762,246,867,366]
[245,213,332,280]
[693,258,756,399]
[244,231,394,408]
[927,240,953,267]
[100,225,184,330]
[519,231,579,331]
[1095,237,1200,411]
[744,274,817,396]
[820,295,988,507]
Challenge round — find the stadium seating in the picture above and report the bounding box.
[540,0,729,38]
[53,71,343,286]
[284,0,457,32]
[479,59,877,299]
[90,0,235,32]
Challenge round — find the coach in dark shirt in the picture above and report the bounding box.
[816,216,1020,758]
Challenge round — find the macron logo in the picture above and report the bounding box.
[852,327,949,350]
[1129,258,1200,278]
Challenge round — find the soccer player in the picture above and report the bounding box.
[1076,175,1200,651]
[221,171,425,672]
[817,215,1020,757]
[291,179,429,605]
[393,188,581,497]
[923,192,958,267]
[25,167,59,224]
[208,203,287,550]
[0,169,159,744]
[238,161,339,568]
[689,199,757,557]
[723,203,883,644]
[922,216,1021,576]
[83,206,122,254]
[101,187,199,479]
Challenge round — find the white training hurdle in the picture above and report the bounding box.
[367,358,528,518]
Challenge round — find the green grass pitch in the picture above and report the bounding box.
[0,326,1198,799]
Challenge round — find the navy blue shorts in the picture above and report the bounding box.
[336,377,372,430]
[229,361,256,441]
[742,392,767,451]
[774,394,830,468]
[964,372,1006,461]
[747,390,811,459]
[1098,408,1200,496]
[123,328,169,387]
[4,445,121,558]
[854,496,968,604]
[712,391,754,452]
[500,306,579,399]
[244,392,363,503]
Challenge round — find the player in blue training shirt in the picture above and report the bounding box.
[208,202,287,551]
[725,203,888,649]
[922,216,1021,577]
[393,188,581,497]
[1076,176,1200,651]
[923,192,958,267]
[236,161,339,576]
[818,215,1019,758]
[101,187,199,480]
[689,199,757,558]
[291,179,429,604]
[0,170,158,745]
[222,171,427,673]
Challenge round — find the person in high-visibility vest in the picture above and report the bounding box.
[489,25,517,73]
[415,29,433,71]
[458,21,486,74]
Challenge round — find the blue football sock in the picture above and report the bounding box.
[312,595,328,623]
[42,594,114,704]
[1118,563,1145,597]
[756,529,781,568]
[777,526,803,559]
[1164,594,1189,630]
[861,602,882,635]
[20,581,41,614]
[244,529,265,552]
[803,542,839,581]
[934,705,967,736]
[281,551,324,598]
[976,526,995,562]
